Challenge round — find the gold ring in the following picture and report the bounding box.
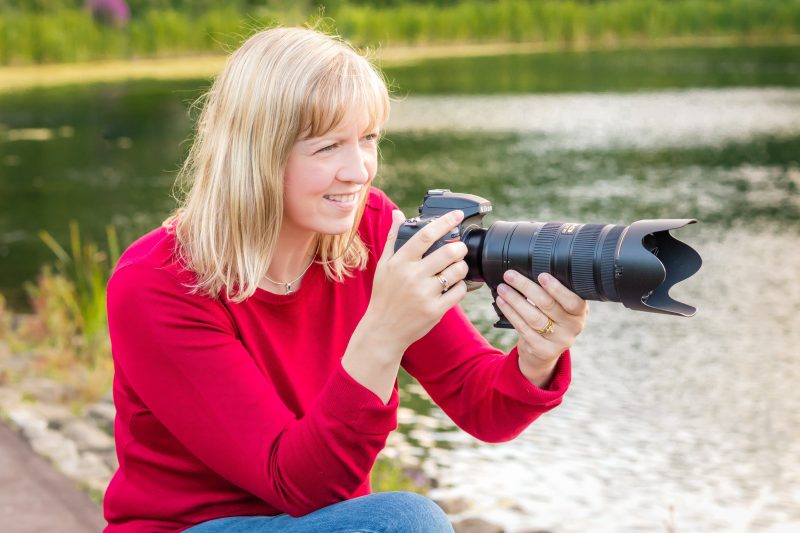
[535,317,555,336]
[435,274,449,293]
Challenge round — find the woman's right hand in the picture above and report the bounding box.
[363,209,470,353]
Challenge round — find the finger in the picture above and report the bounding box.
[419,241,468,276]
[394,210,464,262]
[496,294,559,352]
[502,270,566,321]
[438,278,468,308]
[379,209,406,264]
[432,260,469,293]
[496,282,552,333]
[502,284,586,339]
[537,273,588,316]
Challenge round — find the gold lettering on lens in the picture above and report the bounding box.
[562,223,578,234]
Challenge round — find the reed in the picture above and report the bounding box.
[33,221,119,344]
[1,1,799,66]
[1,222,120,406]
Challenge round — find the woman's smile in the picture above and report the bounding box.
[323,192,360,210]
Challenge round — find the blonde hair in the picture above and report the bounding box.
[164,27,391,303]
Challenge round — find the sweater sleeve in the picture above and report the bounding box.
[402,306,571,443]
[107,264,397,517]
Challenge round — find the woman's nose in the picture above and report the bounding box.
[337,145,371,183]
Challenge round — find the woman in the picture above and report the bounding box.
[104,27,589,532]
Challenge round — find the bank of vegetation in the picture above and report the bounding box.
[0,0,799,65]
[0,222,118,407]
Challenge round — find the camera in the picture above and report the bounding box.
[395,189,702,328]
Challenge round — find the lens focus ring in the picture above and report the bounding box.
[570,224,603,300]
[600,225,625,301]
[531,222,561,280]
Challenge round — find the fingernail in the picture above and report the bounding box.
[504,270,517,283]
[539,272,553,285]
[451,210,464,222]
[497,284,508,295]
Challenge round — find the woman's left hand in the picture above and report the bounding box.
[495,270,589,387]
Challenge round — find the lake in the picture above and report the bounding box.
[1,44,799,532]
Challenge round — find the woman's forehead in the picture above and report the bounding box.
[303,110,380,139]
[301,81,388,138]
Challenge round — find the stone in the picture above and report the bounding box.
[7,405,48,441]
[100,449,119,471]
[86,402,116,435]
[19,377,73,404]
[453,518,505,533]
[435,496,472,514]
[62,419,115,453]
[74,451,112,483]
[29,427,81,475]
[0,386,23,408]
[28,402,75,430]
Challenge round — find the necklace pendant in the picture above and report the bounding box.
[285,282,294,295]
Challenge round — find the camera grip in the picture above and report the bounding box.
[490,287,514,329]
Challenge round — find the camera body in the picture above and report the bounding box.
[395,189,492,289]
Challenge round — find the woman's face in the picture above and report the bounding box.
[282,113,380,241]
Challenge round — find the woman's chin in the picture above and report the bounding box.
[316,219,355,236]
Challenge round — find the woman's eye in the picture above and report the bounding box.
[363,133,379,142]
[316,144,337,154]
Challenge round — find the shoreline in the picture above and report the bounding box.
[1,35,799,94]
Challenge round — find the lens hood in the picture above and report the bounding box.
[616,219,702,316]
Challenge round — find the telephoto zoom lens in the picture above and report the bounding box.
[482,221,626,302]
[394,189,701,327]
[464,218,701,322]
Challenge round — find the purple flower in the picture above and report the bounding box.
[85,0,131,26]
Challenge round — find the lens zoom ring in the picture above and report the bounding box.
[531,223,561,279]
[570,224,603,299]
[600,225,625,301]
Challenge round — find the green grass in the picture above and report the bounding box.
[1,0,799,65]
[0,7,267,64]
[370,456,430,494]
[339,0,800,46]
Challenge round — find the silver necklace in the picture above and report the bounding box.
[263,254,316,295]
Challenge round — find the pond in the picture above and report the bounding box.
[1,44,799,531]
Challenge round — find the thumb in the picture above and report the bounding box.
[381,209,406,261]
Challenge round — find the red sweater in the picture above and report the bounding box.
[103,187,571,532]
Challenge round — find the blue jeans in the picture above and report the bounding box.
[184,492,454,533]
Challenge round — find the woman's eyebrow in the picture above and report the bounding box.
[301,136,337,149]
[304,126,379,144]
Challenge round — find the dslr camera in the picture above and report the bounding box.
[395,189,702,328]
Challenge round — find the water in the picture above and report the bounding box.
[0,80,203,307]
[381,90,800,532]
[384,45,800,95]
[1,45,799,531]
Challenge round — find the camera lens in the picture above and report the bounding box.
[473,221,627,302]
[395,188,700,322]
